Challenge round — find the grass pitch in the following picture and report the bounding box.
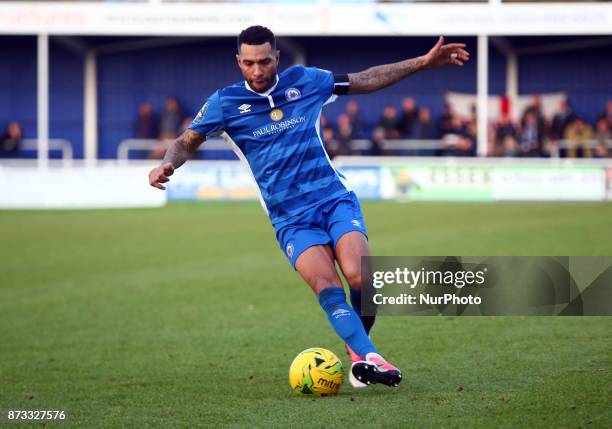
[1,202,611,428]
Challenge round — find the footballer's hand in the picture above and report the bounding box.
[423,36,470,69]
[149,162,174,190]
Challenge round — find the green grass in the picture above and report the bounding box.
[1,202,611,428]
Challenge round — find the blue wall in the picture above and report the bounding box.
[517,44,611,124]
[0,36,83,158]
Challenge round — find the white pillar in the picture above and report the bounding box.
[476,34,489,157]
[506,51,519,121]
[84,51,98,164]
[37,33,49,168]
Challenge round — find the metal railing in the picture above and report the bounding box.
[117,138,229,164]
[20,139,73,166]
[116,137,612,162]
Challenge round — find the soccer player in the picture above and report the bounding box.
[149,26,469,388]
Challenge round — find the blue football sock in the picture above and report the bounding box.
[318,287,377,357]
[349,288,376,335]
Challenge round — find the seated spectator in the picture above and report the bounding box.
[335,114,354,157]
[345,99,365,139]
[437,102,453,137]
[493,112,518,157]
[0,121,22,157]
[158,96,184,141]
[321,114,335,145]
[377,105,400,139]
[465,104,477,144]
[442,115,474,156]
[564,118,594,158]
[594,117,610,158]
[550,99,575,141]
[135,102,157,139]
[398,97,417,138]
[518,111,544,157]
[370,127,386,156]
[598,100,612,133]
[411,107,435,140]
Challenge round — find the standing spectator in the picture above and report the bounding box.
[0,121,22,157]
[564,118,594,158]
[518,111,543,157]
[377,105,400,139]
[397,97,417,138]
[521,94,545,128]
[594,117,610,158]
[345,99,365,139]
[158,96,184,141]
[134,102,157,139]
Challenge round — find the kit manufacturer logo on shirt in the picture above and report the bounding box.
[238,104,252,114]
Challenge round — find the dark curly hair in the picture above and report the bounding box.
[237,26,276,53]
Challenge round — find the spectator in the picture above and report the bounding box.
[334,114,353,157]
[564,118,594,158]
[0,121,22,156]
[594,117,610,158]
[518,111,544,157]
[321,114,335,146]
[134,102,157,139]
[493,112,518,157]
[345,99,365,139]
[443,115,474,156]
[437,102,453,137]
[397,97,417,138]
[465,104,477,144]
[370,127,386,156]
[598,100,612,132]
[550,99,575,141]
[411,107,435,140]
[158,96,184,141]
[521,94,545,129]
[377,105,400,139]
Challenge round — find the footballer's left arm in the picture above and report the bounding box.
[346,37,469,95]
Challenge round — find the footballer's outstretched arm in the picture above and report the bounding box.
[347,37,469,95]
[148,129,205,190]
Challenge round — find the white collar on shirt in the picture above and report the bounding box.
[244,74,280,96]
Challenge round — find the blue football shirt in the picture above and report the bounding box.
[189,65,351,225]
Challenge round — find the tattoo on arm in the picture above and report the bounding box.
[162,129,205,169]
[348,56,426,95]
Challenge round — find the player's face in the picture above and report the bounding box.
[236,42,280,93]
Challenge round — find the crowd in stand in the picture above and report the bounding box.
[133,97,194,159]
[322,96,612,158]
[1,95,609,159]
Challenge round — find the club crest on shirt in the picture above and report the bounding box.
[286,242,294,258]
[285,87,301,102]
[270,108,284,122]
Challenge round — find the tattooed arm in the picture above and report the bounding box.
[148,129,205,190]
[348,37,470,95]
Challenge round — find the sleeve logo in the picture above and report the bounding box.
[193,102,209,124]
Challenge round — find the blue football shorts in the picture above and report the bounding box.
[273,191,368,269]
